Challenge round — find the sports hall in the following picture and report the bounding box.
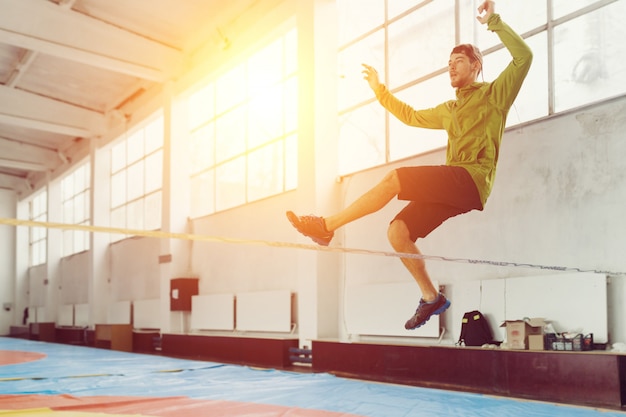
[1,1,626,416]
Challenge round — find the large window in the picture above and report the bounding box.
[337,0,626,175]
[110,114,163,241]
[61,163,90,256]
[29,190,47,266]
[188,27,298,217]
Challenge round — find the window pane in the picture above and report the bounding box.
[145,150,163,194]
[190,170,215,217]
[552,0,597,19]
[387,0,420,20]
[189,83,215,129]
[285,28,298,75]
[216,64,246,113]
[190,123,215,173]
[216,157,246,211]
[110,206,126,241]
[126,161,145,201]
[338,29,385,110]
[74,192,85,223]
[126,198,144,230]
[248,142,283,202]
[388,1,455,88]
[145,116,164,154]
[554,2,626,112]
[75,229,88,253]
[62,175,73,200]
[111,141,126,173]
[338,102,385,175]
[248,38,283,93]
[74,164,88,194]
[388,74,450,161]
[63,230,73,257]
[216,106,246,162]
[482,33,549,126]
[63,200,73,223]
[285,75,298,133]
[337,0,384,44]
[126,130,144,164]
[144,192,161,231]
[248,83,284,149]
[285,134,298,191]
[111,170,126,208]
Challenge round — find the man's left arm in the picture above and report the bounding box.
[487,14,533,110]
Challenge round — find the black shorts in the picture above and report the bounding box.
[394,165,483,242]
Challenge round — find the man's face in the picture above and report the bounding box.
[448,53,477,88]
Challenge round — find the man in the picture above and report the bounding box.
[286,1,532,330]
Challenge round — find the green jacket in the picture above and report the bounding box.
[376,14,533,206]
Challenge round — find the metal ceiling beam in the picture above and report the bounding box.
[0,0,184,82]
[0,85,106,137]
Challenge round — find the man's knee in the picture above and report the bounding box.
[387,219,411,247]
[382,169,402,194]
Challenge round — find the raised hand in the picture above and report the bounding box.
[362,63,381,92]
[476,0,495,24]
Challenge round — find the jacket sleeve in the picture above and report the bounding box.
[486,14,533,110]
[375,84,445,129]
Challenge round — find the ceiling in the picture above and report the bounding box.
[0,0,272,196]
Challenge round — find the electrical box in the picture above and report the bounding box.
[170,278,199,311]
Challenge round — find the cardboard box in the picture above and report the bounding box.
[501,318,547,350]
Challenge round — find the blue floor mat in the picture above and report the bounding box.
[0,337,623,417]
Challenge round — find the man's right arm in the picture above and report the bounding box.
[376,85,445,130]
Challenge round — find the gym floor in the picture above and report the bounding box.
[0,337,623,417]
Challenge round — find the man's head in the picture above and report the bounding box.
[449,44,483,88]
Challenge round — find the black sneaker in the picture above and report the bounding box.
[286,211,334,246]
[405,293,450,330]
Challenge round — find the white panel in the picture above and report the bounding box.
[133,299,161,330]
[74,304,89,327]
[191,294,235,331]
[36,306,46,322]
[107,300,131,324]
[236,290,292,332]
[57,304,74,327]
[480,279,507,341]
[447,280,482,342]
[504,272,607,342]
[345,282,441,338]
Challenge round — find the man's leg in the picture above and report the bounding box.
[324,170,401,231]
[389,218,451,330]
[387,219,438,302]
[286,170,401,245]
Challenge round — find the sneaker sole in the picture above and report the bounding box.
[408,298,451,330]
[285,211,331,246]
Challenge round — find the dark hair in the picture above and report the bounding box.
[451,44,483,74]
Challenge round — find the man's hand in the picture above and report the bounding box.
[362,63,381,92]
[476,0,495,24]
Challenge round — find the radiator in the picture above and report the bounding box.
[74,304,89,327]
[190,293,235,331]
[57,304,74,327]
[236,290,293,333]
[345,282,441,338]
